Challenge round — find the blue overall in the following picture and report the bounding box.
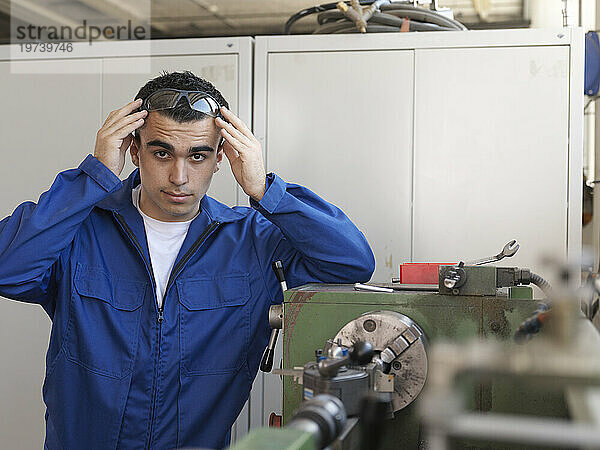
[0,155,375,449]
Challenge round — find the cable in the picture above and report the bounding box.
[512,271,553,343]
[315,11,449,34]
[530,272,552,297]
[285,1,467,35]
[379,4,467,30]
[285,3,344,34]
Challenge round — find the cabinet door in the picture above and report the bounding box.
[413,46,570,275]
[0,58,103,450]
[265,50,415,283]
[103,55,240,206]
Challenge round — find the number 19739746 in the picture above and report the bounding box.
[19,42,73,53]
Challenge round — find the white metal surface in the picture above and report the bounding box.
[0,57,103,450]
[0,35,248,60]
[264,49,415,283]
[412,45,573,276]
[256,28,574,53]
[568,28,585,269]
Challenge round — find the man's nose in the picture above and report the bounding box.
[169,159,188,186]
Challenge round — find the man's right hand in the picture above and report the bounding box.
[94,99,148,177]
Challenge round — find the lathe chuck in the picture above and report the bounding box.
[333,311,428,412]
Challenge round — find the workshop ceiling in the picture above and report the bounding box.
[0,0,526,43]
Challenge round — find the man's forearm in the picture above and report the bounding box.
[250,173,375,285]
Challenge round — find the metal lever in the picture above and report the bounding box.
[261,329,279,373]
[260,261,286,373]
[354,283,394,293]
[272,260,287,291]
[466,239,520,266]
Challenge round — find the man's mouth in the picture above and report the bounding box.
[162,191,192,203]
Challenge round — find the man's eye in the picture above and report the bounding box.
[155,151,169,159]
[191,153,206,162]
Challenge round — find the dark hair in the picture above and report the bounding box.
[134,70,229,128]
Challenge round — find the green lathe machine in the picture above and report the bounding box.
[230,242,600,450]
[280,283,540,448]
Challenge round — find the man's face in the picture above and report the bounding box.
[131,112,223,222]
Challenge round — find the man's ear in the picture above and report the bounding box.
[130,135,140,167]
[214,147,223,174]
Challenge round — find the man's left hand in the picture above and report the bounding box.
[216,107,266,202]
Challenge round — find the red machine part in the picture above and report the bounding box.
[398,263,455,285]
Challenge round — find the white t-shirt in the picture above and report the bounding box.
[132,185,197,309]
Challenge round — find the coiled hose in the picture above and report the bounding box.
[530,272,552,296]
[285,1,467,34]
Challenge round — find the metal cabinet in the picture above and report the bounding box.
[412,45,574,269]
[255,29,583,283]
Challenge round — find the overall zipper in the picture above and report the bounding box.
[116,214,220,449]
[113,213,163,450]
[148,316,164,450]
[147,219,220,448]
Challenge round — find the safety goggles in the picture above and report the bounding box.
[142,89,222,117]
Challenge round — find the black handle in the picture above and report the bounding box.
[318,341,374,378]
[260,329,280,372]
[272,260,286,284]
[260,346,275,372]
[351,341,375,365]
[359,392,394,450]
[261,261,286,373]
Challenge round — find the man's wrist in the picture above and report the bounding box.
[93,154,119,177]
[248,181,266,203]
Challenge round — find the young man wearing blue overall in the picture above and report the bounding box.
[0,71,374,449]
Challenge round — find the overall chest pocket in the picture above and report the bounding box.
[177,273,251,376]
[66,264,146,379]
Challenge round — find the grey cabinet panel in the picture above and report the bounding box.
[265,50,415,283]
[0,58,103,450]
[413,46,570,276]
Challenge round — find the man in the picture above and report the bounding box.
[0,71,374,449]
